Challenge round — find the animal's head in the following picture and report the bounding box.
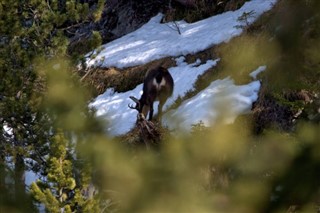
[128,96,150,118]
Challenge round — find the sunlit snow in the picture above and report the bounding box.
[86,0,276,68]
[163,66,266,132]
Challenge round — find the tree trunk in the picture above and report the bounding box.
[14,154,37,212]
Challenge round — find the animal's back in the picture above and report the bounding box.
[129,66,174,120]
[144,66,173,95]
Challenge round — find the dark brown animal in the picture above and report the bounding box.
[128,66,174,121]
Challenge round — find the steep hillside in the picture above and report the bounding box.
[69,0,247,56]
[82,0,320,140]
[85,0,276,137]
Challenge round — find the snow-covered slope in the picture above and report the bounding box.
[89,0,277,135]
[163,66,266,132]
[86,0,276,69]
[90,57,219,135]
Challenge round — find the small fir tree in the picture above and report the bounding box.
[30,130,99,212]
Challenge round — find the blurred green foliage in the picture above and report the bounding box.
[80,119,320,212]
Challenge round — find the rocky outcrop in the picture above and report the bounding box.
[68,0,247,56]
[68,0,168,55]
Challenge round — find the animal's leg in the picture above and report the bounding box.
[149,103,154,120]
[157,101,164,122]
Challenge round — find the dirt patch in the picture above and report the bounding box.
[252,85,317,134]
[83,47,221,97]
[82,57,176,95]
[252,86,294,134]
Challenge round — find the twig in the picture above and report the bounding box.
[165,21,182,35]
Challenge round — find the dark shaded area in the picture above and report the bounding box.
[262,145,320,213]
[251,0,320,134]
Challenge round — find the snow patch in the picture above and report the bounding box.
[163,73,262,132]
[250,65,267,79]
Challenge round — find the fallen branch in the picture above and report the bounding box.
[136,113,160,148]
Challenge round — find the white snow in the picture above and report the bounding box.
[163,69,262,132]
[3,123,13,136]
[86,0,277,69]
[249,65,267,80]
[88,0,277,135]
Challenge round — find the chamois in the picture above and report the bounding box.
[128,66,174,121]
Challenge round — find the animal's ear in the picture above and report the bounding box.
[129,96,139,103]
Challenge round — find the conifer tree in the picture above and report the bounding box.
[0,0,104,211]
